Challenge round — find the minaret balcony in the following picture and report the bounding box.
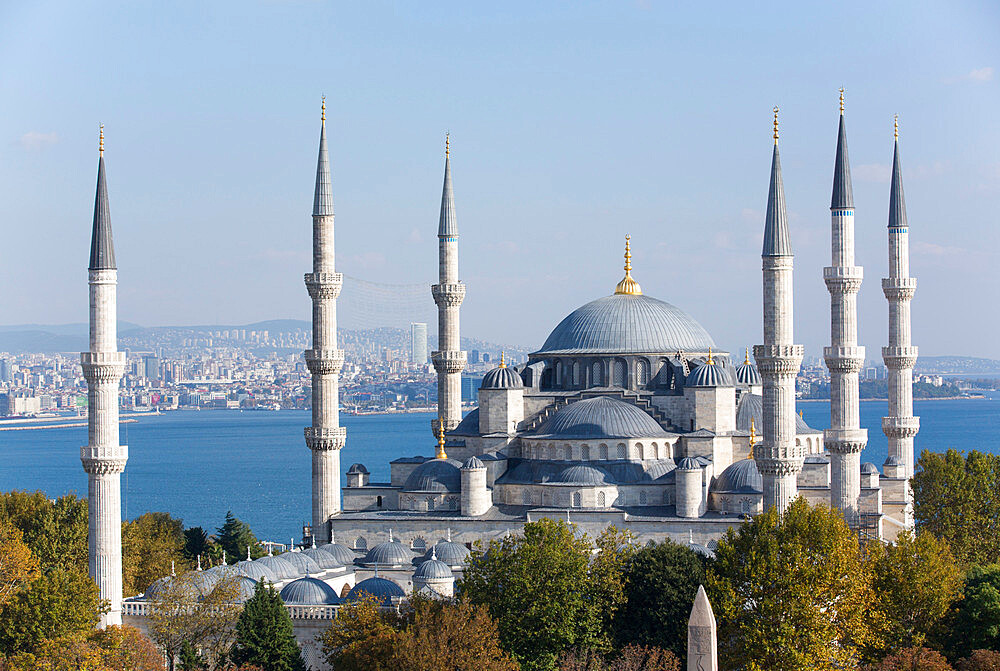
[823,346,865,373]
[823,266,863,294]
[431,350,467,374]
[80,445,128,474]
[431,283,466,307]
[752,344,804,375]
[882,346,918,369]
[80,351,126,383]
[304,272,343,300]
[753,455,805,476]
[304,426,347,451]
[882,416,920,438]
[304,349,345,375]
[881,277,916,301]
[823,428,868,454]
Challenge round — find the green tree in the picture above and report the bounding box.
[318,593,400,671]
[613,539,705,662]
[459,519,632,671]
[912,449,1000,567]
[183,528,211,563]
[0,491,88,573]
[215,513,262,564]
[944,565,1000,659]
[0,567,106,655]
[706,498,879,671]
[869,530,963,652]
[178,639,204,670]
[123,512,190,597]
[229,581,304,671]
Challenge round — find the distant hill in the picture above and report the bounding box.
[916,356,1000,376]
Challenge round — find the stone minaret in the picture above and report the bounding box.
[304,98,346,544]
[825,90,868,526]
[754,108,805,513]
[430,135,466,436]
[81,126,127,627]
[882,116,919,502]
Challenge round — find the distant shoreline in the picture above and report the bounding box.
[798,395,984,403]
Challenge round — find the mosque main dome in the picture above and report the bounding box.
[535,293,715,356]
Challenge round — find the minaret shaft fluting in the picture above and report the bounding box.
[304,99,345,544]
[431,136,466,436]
[82,127,127,627]
[883,119,919,528]
[825,95,868,526]
[754,109,805,513]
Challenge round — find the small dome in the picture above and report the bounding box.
[363,540,413,567]
[462,455,485,470]
[234,576,258,602]
[279,577,341,605]
[552,464,615,485]
[347,463,369,475]
[346,577,405,606]
[861,462,879,475]
[192,567,232,597]
[686,359,733,387]
[424,540,470,567]
[884,456,902,467]
[143,576,173,600]
[280,551,322,575]
[319,542,357,565]
[302,547,343,570]
[534,396,668,439]
[481,359,523,390]
[236,560,277,582]
[403,458,462,492]
[713,459,762,494]
[677,457,701,470]
[414,557,453,581]
[735,359,762,386]
[254,555,299,581]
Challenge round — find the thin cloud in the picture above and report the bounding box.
[855,163,891,184]
[912,241,965,257]
[20,131,58,151]
[946,66,993,84]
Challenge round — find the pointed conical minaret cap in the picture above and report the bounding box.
[762,108,791,257]
[313,98,334,217]
[614,235,642,295]
[889,115,908,229]
[832,89,855,209]
[90,124,116,271]
[438,134,458,237]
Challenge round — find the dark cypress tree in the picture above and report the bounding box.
[178,639,204,670]
[229,581,305,671]
[215,511,263,563]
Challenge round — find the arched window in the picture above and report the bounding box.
[637,359,650,387]
[741,499,751,514]
[522,491,531,505]
[616,443,626,459]
[572,492,582,507]
[427,497,435,511]
[662,490,671,504]
[599,444,608,460]
[573,362,581,386]
[639,490,647,505]
[636,442,645,459]
[555,361,562,386]
[656,359,671,388]
[355,537,368,551]
[613,359,627,387]
[591,361,603,386]
[721,498,729,514]
[598,491,606,507]
[411,537,426,552]
[564,445,572,461]
[376,495,383,508]
[651,442,659,459]
[582,445,590,460]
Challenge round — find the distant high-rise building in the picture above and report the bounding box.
[410,323,428,365]
[0,358,11,383]
[482,353,491,363]
[142,355,160,381]
[469,350,481,364]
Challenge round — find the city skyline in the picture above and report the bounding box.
[1,2,998,358]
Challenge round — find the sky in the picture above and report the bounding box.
[1,1,998,359]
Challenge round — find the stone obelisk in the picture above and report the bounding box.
[687,585,718,671]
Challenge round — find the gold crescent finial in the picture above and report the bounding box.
[99,124,104,156]
[499,351,506,368]
[321,96,326,124]
[839,87,845,114]
[773,107,779,144]
[615,235,642,295]
[749,417,758,458]
[445,133,450,158]
[894,114,899,141]
[707,347,714,365]
[744,347,750,366]
[435,420,447,459]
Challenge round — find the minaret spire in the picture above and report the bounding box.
[824,89,867,527]
[754,107,805,513]
[431,134,466,436]
[304,98,346,544]
[81,125,127,627]
[882,117,919,529]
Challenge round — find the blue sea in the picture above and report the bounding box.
[2,397,998,541]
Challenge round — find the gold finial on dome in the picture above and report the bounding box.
[445,132,450,158]
[435,420,447,460]
[321,96,326,124]
[707,347,714,365]
[744,347,751,366]
[499,351,506,368]
[894,114,899,141]
[749,417,758,459]
[773,106,779,144]
[614,235,642,295]
[99,124,104,156]
[839,87,845,114]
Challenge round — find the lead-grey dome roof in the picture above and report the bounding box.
[347,463,369,474]
[319,542,357,565]
[346,577,405,605]
[301,547,343,570]
[234,576,258,602]
[481,365,523,390]
[678,457,701,470]
[735,360,762,386]
[236,560,276,582]
[403,458,463,492]
[553,464,615,485]
[254,555,298,581]
[279,577,341,605]
[362,540,413,567]
[424,541,470,567]
[535,293,715,355]
[713,459,763,494]
[462,455,485,470]
[414,556,453,580]
[686,362,733,387]
[861,462,879,475]
[280,551,322,575]
[533,396,668,439]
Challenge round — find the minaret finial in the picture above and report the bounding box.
[614,235,642,295]
[839,87,845,115]
[499,351,506,368]
[445,132,450,158]
[436,419,447,459]
[749,417,758,459]
[707,347,714,365]
[247,546,251,561]
[744,347,751,366]
[99,124,104,156]
[894,114,899,141]
[773,107,779,144]
[321,95,326,125]
[196,554,202,571]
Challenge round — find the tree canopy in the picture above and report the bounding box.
[123,512,189,597]
[944,564,1000,659]
[216,512,263,564]
[0,519,40,607]
[0,491,88,573]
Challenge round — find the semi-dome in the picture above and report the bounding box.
[255,555,298,581]
[279,576,341,605]
[533,396,668,439]
[552,464,615,485]
[280,551,322,575]
[346,577,405,606]
[535,293,715,356]
[362,539,413,567]
[301,547,343,570]
[686,356,733,388]
[403,458,462,492]
[319,542,357,565]
[424,540,470,567]
[236,560,277,582]
[735,350,762,386]
[713,459,763,494]
[481,354,523,389]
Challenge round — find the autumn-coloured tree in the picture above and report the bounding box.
[318,593,401,671]
[0,520,39,606]
[556,645,679,671]
[2,625,165,671]
[956,650,1000,671]
[0,491,88,573]
[123,512,190,597]
[867,646,955,671]
[707,498,880,671]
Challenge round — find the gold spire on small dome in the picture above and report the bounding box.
[894,114,899,141]
[321,96,326,124]
[614,235,642,295]
[435,420,447,460]
[839,87,845,115]
[773,106,779,144]
[499,351,506,368]
[707,347,715,365]
[744,347,751,366]
[748,417,758,459]
[99,124,104,156]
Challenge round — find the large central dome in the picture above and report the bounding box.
[535,293,715,355]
